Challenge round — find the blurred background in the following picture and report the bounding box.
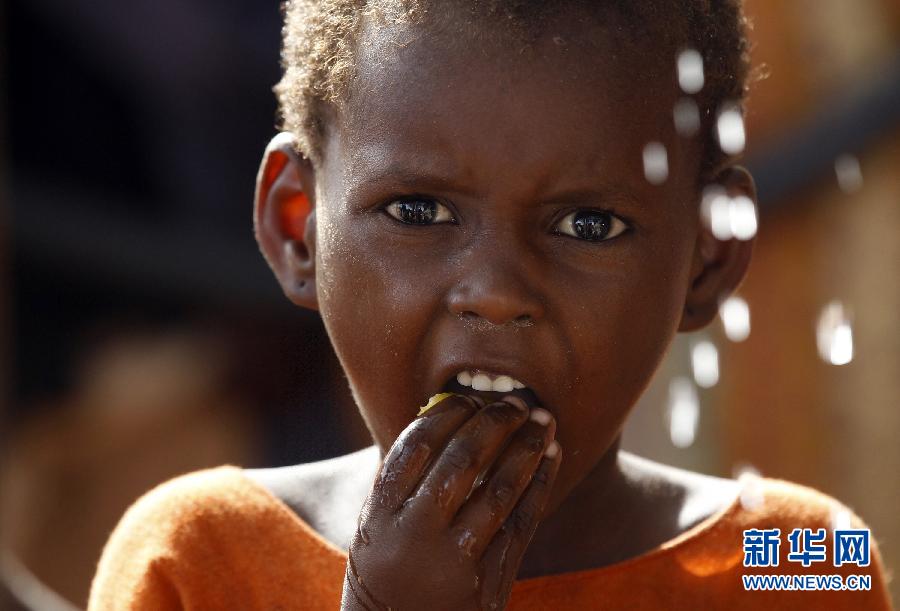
[1,0,898,608]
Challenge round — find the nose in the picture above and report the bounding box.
[446,255,545,327]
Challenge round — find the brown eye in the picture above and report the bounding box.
[385,199,454,225]
[556,210,628,242]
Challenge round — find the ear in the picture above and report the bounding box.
[678,166,756,332]
[254,132,318,310]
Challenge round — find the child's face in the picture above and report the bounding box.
[302,12,717,504]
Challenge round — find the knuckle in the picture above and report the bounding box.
[401,428,434,450]
[522,435,544,454]
[452,526,479,557]
[373,487,399,510]
[428,394,476,419]
[454,394,481,411]
[489,593,511,611]
[443,445,474,471]
[482,404,519,426]
[495,524,512,542]
[398,418,427,441]
[512,502,538,534]
[377,442,431,490]
[399,497,417,516]
[490,482,516,509]
[393,430,433,460]
[393,504,423,532]
[531,466,551,485]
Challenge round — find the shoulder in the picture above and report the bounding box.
[733,476,891,573]
[701,474,886,561]
[88,466,297,609]
[652,475,893,609]
[731,477,893,608]
[734,476,867,531]
[639,459,875,534]
[101,466,279,548]
[90,462,359,610]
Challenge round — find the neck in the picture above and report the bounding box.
[517,440,644,579]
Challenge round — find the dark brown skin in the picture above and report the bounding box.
[253,6,755,609]
[343,394,560,610]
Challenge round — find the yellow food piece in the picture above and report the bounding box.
[417,392,456,417]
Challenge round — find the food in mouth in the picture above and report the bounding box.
[417,392,456,417]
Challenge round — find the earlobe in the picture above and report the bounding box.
[254,132,319,311]
[678,166,756,332]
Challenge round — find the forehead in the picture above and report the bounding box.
[329,7,689,197]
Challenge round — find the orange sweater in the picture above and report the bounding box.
[88,467,892,610]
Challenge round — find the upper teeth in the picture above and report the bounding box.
[456,370,526,393]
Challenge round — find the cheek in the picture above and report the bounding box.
[316,211,441,446]
[319,224,431,351]
[601,237,692,389]
[549,233,693,472]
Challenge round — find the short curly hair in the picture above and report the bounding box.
[275,0,749,178]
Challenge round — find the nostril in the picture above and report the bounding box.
[447,280,545,326]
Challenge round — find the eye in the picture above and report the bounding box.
[384,198,455,225]
[555,209,629,242]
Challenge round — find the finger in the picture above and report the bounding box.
[452,408,555,558]
[369,394,478,513]
[406,399,529,522]
[479,443,561,602]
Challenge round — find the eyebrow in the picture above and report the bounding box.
[347,162,481,201]
[533,185,644,208]
[356,167,461,190]
[346,156,645,208]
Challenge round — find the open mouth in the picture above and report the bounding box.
[439,369,541,408]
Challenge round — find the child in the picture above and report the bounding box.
[89,1,892,609]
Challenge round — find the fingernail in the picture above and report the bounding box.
[502,395,528,412]
[529,408,552,426]
[544,440,560,458]
[468,395,487,408]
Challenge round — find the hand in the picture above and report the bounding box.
[341,395,561,611]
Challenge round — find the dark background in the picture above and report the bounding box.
[7,0,360,466]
